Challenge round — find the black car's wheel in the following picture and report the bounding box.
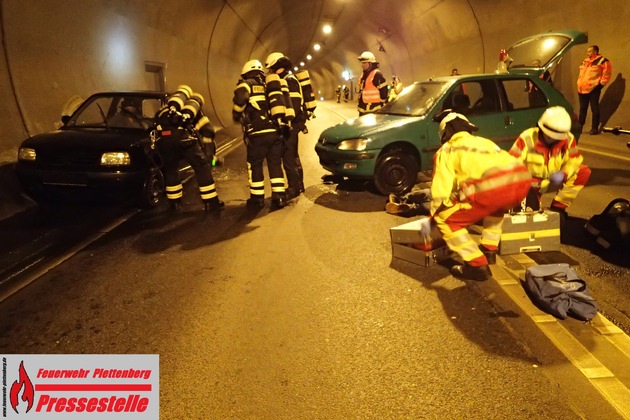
[139,168,164,209]
[373,151,419,195]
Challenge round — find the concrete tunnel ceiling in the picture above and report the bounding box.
[1,0,629,158]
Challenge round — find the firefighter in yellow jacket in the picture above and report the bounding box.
[357,51,389,115]
[232,60,287,209]
[430,113,532,281]
[508,106,591,219]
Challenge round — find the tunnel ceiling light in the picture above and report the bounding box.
[300,61,306,67]
[313,43,321,51]
[294,66,299,72]
[306,54,312,60]
[322,24,332,34]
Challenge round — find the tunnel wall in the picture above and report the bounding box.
[0,0,628,220]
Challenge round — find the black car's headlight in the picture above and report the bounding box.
[337,139,369,151]
[18,147,36,161]
[101,152,131,166]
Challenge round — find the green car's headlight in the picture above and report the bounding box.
[337,139,369,151]
[101,152,131,166]
[18,147,36,161]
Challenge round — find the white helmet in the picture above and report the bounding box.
[538,106,571,140]
[265,52,285,69]
[241,60,263,76]
[438,112,473,140]
[358,51,376,63]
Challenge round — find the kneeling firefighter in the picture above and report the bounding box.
[232,60,287,209]
[428,113,532,281]
[154,84,224,212]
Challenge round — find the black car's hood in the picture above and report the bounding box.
[21,127,150,151]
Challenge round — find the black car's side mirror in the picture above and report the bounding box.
[61,115,71,125]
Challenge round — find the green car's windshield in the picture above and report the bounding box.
[377,81,447,116]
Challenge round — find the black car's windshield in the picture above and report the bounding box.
[378,81,447,116]
[66,95,162,129]
[507,34,572,69]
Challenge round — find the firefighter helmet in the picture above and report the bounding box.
[538,106,571,140]
[358,51,376,63]
[438,112,478,142]
[241,60,263,76]
[265,52,286,69]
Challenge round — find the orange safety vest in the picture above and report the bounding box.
[361,70,381,104]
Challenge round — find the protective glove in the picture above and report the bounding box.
[549,171,565,186]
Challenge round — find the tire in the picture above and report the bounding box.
[139,168,164,209]
[373,151,419,195]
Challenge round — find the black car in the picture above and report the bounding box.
[15,91,168,208]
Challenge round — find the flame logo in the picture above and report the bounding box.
[10,361,35,414]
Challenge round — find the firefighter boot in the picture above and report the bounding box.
[204,197,225,212]
[478,244,497,265]
[450,264,491,281]
[169,198,183,213]
[271,194,286,209]
[246,195,265,209]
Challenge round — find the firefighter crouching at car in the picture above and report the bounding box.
[508,106,591,226]
[154,85,224,213]
[357,51,389,116]
[429,113,532,281]
[232,60,287,209]
[265,52,314,200]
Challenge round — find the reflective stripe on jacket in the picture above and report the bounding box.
[577,54,612,94]
[232,77,277,138]
[430,131,525,214]
[508,127,582,190]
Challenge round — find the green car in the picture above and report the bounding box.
[315,30,586,195]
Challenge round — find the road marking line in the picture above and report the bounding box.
[494,256,630,419]
[580,145,630,163]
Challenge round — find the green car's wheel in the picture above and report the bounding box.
[373,151,419,195]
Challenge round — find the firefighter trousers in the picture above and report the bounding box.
[283,127,304,192]
[434,164,531,266]
[157,137,219,203]
[246,133,286,199]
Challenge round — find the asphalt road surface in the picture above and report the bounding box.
[1,101,629,419]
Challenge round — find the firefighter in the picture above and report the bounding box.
[387,75,403,102]
[356,51,389,115]
[335,85,342,103]
[265,52,307,200]
[429,112,532,281]
[508,106,591,221]
[155,85,224,213]
[233,59,287,209]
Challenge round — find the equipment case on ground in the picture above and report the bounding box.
[499,210,560,255]
[390,219,452,267]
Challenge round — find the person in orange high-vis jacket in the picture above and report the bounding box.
[356,51,389,116]
[577,45,612,135]
[430,113,532,281]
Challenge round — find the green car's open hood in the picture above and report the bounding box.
[505,30,588,77]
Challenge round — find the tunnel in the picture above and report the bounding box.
[0,0,628,220]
